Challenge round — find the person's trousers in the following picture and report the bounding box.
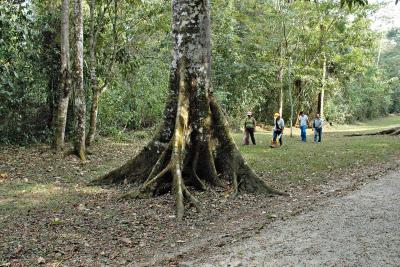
[300,125,307,141]
[314,128,322,142]
[273,130,283,145]
[245,128,256,145]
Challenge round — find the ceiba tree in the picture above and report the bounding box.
[94,0,282,220]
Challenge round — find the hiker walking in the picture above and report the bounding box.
[298,111,309,142]
[271,113,284,148]
[243,111,256,145]
[312,113,323,143]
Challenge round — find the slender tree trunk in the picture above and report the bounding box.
[376,32,383,68]
[88,90,100,146]
[319,53,326,118]
[86,0,118,146]
[73,0,86,160]
[87,0,98,146]
[93,0,283,220]
[288,56,294,137]
[278,65,284,117]
[54,0,71,150]
[277,0,284,117]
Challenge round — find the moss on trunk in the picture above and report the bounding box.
[92,0,283,220]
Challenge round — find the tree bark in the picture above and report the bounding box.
[288,56,294,137]
[319,53,326,118]
[278,67,284,117]
[86,0,118,146]
[86,0,98,146]
[93,0,283,220]
[73,0,86,160]
[54,0,71,150]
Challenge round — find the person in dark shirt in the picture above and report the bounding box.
[243,111,256,145]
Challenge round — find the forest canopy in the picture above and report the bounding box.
[0,0,399,144]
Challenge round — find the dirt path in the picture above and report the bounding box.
[182,170,400,267]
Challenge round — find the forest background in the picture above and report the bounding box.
[1,0,399,144]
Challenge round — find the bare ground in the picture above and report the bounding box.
[182,168,400,267]
[0,136,399,266]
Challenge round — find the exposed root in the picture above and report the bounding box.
[121,165,170,199]
[390,128,400,135]
[191,146,207,191]
[148,144,171,180]
[172,163,185,220]
[90,135,169,186]
[345,127,400,137]
[210,96,287,197]
[232,171,239,196]
[182,184,202,212]
[94,96,285,220]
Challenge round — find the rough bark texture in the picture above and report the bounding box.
[73,0,86,160]
[54,0,71,150]
[87,0,98,146]
[86,0,117,146]
[345,127,400,137]
[93,0,283,220]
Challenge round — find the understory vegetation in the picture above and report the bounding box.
[1,0,399,144]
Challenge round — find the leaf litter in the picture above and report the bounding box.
[0,137,399,266]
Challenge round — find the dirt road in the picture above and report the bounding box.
[183,170,400,267]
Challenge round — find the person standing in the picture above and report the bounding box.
[271,113,285,148]
[312,113,323,143]
[243,111,256,145]
[298,111,309,142]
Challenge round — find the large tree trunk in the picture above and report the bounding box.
[93,0,283,220]
[73,0,86,160]
[54,0,71,150]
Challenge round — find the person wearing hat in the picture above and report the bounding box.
[243,111,256,145]
[271,112,285,148]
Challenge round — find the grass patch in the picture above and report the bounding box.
[236,115,400,183]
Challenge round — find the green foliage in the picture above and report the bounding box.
[0,0,398,144]
[0,2,56,143]
[381,28,400,113]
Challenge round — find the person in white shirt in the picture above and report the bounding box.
[271,113,284,147]
[298,111,309,142]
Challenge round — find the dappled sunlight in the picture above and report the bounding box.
[0,181,114,213]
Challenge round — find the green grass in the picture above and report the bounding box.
[236,115,400,183]
[326,114,400,133]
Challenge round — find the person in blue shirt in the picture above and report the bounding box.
[312,113,323,143]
